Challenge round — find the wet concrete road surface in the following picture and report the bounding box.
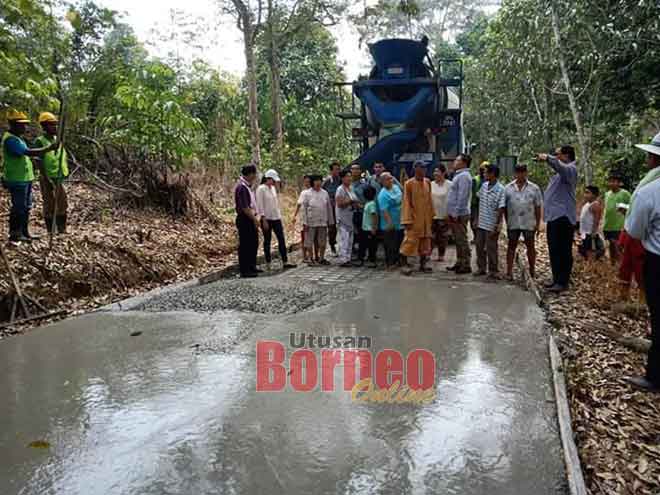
[0,266,567,495]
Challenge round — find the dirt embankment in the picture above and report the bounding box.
[0,180,299,339]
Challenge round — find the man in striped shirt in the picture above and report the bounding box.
[475,164,505,278]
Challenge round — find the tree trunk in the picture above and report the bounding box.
[549,2,591,183]
[243,21,262,166]
[267,8,284,158]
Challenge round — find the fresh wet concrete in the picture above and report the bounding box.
[0,266,567,495]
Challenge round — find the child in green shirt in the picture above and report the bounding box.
[603,172,631,265]
[360,185,379,268]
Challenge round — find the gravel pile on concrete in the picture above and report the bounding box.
[136,276,359,314]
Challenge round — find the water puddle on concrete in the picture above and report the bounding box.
[0,279,566,494]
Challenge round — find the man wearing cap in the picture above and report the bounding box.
[623,132,660,393]
[2,110,57,242]
[34,112,69,234]
[501,164,543,280]
[256,169,296,271]
[536,146,578,293]
[400,160,434,275]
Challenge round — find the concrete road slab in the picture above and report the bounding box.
[0,271,566,495]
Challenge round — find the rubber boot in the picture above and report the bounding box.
[21,210,39,241]
[56,214,67,234]
[8,211,22,242]
[44,217,55,234]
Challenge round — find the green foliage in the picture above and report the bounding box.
[0,0,63,113]
[2,0,356,186]
[460,0,660,188]
[256,24,354,176]
[100,61,205,166]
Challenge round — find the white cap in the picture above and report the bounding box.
[636,132,660,157]
[264,169,281,182]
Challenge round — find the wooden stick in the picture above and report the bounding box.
[10,293,18,323]
[0,309,68,330]
[549,336,589,495]
[0,244,30,318]
[23,294,47,314]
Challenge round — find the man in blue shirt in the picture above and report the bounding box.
[447,154,473,274]
[536,146,578,292]
[623,133,660,393]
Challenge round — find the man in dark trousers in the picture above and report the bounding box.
[536,146,578,293]
[624,133,660,393]
[234,164,261,278]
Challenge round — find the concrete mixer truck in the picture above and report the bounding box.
[336,37,466,180]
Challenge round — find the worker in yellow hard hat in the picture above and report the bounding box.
[1,110,58,242]
[34,112,69,234]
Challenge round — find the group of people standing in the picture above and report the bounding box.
[293,160,454,275]
[2,110,70,242]
[233,132,659,393]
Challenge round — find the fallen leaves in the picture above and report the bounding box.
[0,180,300,339]
[530,234,660,494]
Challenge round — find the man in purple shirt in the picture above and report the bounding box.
[536,145,578,292]
[235,164,260,278]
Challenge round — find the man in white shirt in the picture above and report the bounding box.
[501,164,543,280]
[256,169,296,270]
[302,175,334,265]
[624,133,660,393]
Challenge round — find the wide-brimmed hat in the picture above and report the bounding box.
[264,169,281,182]
[636,132,660,157]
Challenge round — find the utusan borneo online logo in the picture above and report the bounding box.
[256,333,437,404]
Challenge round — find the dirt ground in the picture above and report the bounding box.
[0,180,299,338]
[526,235,659,495]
